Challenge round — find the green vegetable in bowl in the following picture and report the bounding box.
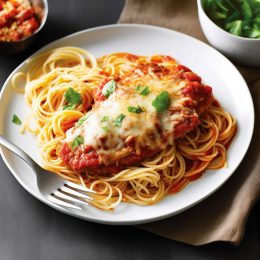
[203,0,260,38]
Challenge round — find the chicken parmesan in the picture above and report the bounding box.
[13,47,236,210]
[59,58,212,175]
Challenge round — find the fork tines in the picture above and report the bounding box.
[65,182,97,194]
[49,181,96,210]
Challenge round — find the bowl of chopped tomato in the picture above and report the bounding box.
[0,0,48,54]
[197,0,260,67]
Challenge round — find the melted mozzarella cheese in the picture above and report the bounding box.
[65,74,192,164]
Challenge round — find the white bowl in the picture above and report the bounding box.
[197,0,260,67]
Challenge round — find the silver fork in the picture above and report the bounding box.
[0,135,96,210]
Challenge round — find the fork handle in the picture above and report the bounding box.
[0,134,38,170]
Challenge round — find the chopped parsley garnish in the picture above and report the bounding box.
[63,87,82,110]
[152,91,171,112]
[12,114,22,125]
[101,115,109,122]
[114,114,126,127]
[77,113,91,126]
[63,104,76,110]
[100,116,110,132]
[136,85,150,96]
[102,80,117,98]
[128,105,143,113]
[101,126,109,133]
[203,0,260,38]
[72,135,84,149]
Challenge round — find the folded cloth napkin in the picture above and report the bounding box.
[119,0,260,246]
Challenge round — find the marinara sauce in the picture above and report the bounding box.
[0,0,41,42]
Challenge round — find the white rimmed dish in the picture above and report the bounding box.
[0,24,254,225]
[197,0,260,67]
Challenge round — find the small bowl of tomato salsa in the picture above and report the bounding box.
[0,0,48,54]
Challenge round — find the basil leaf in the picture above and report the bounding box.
[152,91,171,112]
[72,135,84,149]
[77,113,91,126]
[128,105,143,113]
[64,87,82,110]
[136,85,150,96]
[12,114,22,125]
[114,114,126,127]
[102,80,117,98]
[101,116,109,122]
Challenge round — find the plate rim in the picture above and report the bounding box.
[0,23,255,225]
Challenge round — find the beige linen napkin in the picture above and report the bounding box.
[119,0,260,245]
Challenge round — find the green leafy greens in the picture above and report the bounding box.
[101,115,109,122]
[102,80,117,98]
[113,114,126,127]
[203,0,260,38]
[136,85,150,96]
[152,91,171,112]
[77,113,91,126]
[72,135,84,149]
[100,116,110,132]
[128,105,143,113]
[101,126,109,133]
[63,87,82,110]
[12,114,22,125]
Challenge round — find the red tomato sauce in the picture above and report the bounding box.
[59,142,160,175]
[0,0,42,42]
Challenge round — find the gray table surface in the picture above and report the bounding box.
[0,1,260,259]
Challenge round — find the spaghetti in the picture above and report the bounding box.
[13,46,236,210]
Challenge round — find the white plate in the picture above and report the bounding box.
[0,24,254,225]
